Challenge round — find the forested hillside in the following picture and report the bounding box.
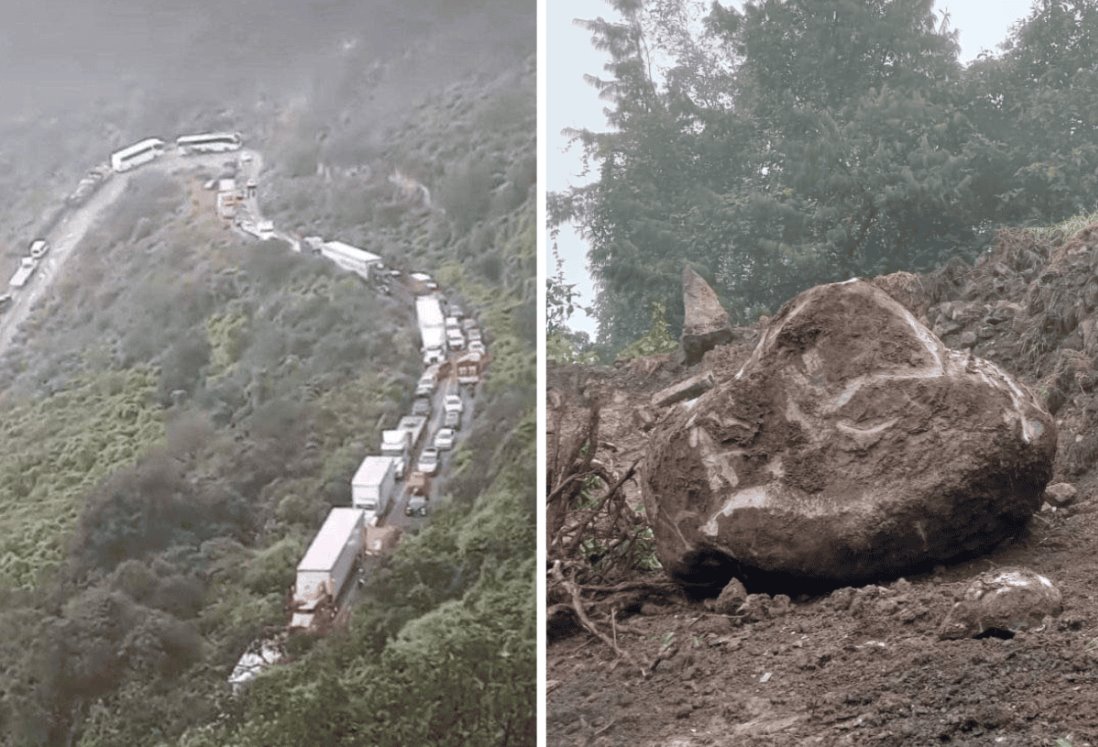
[0,0,534,744]
[552,0,1098,353]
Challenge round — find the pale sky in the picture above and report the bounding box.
[548,0,1038,338]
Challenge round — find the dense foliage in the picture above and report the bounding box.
[0,0,534,744]
[553,0,1098,351]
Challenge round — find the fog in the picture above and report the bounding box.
[0,0,530,137]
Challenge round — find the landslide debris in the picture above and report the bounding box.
[641,280,1056,591]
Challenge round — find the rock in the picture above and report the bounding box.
[640,280,1056,590]
[706,576,748,615]
[1043,482,1078,507]
[938,568,1063,639]
[681,266,734,365]
[652,372,714,408]
[959,330,978,347]
[634,406,657,430]
[870,271,929,319]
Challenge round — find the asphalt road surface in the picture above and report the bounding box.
[0,148,259,355]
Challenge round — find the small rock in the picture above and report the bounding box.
[759,671,772,684]
[634,406,657,430]
[1043,482,1078,507]
[938,567,1063,640]
[706,576,748,615]
[959,330,978,347]
[738,594,772,623]
[769,594,792,616]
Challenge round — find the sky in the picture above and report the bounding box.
[548,0,1038,338]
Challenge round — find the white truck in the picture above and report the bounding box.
[415,295,447,364]
[293,507,364,612]
[381,429,412,479]
[9,257,39,289]
[351,455,397,522]
[397,415,429,451]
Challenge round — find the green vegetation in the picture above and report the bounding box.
[555,0,1098,352]
[0,1,533,743]
[0,369,162,589]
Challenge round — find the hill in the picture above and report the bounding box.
[0,0,534,744]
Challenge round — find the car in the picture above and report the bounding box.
[447,330,465,351]
[412,397,431,417]
[461,318,477,332]
[417,447,440,475]
[444,394,463,413]
[450,304,465,321]
[405,495,429,516]
[445,315,461,332]
[434,428,455,450]
[468,340,486,355]
[467,327,482,343]
[444,409,462,429]
[29,240,49,259]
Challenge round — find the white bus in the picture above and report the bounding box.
[176,131,243,155]
[110,138,166,173]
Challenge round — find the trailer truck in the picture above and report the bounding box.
[351,455,397,522]
[293,507,365,613]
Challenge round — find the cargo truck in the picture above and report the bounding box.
[293,507,364,615]
[397,415,428,451]
[351,455,397,522]
[456,352,487,385]
[381,429,411,478]
[415,295,447,364]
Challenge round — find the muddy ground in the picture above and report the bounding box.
[548,227,1098,746]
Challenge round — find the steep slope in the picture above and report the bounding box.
[0,1,534,744]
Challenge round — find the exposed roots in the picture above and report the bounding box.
[546,390,682,670]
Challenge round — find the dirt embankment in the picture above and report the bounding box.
[548,226,1098,746]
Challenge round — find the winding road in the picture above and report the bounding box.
[0,138,481,554]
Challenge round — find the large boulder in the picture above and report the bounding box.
[681,266,734,364]
[641,280,1056,591]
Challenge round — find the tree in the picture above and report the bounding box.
[556,0,1098,354]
